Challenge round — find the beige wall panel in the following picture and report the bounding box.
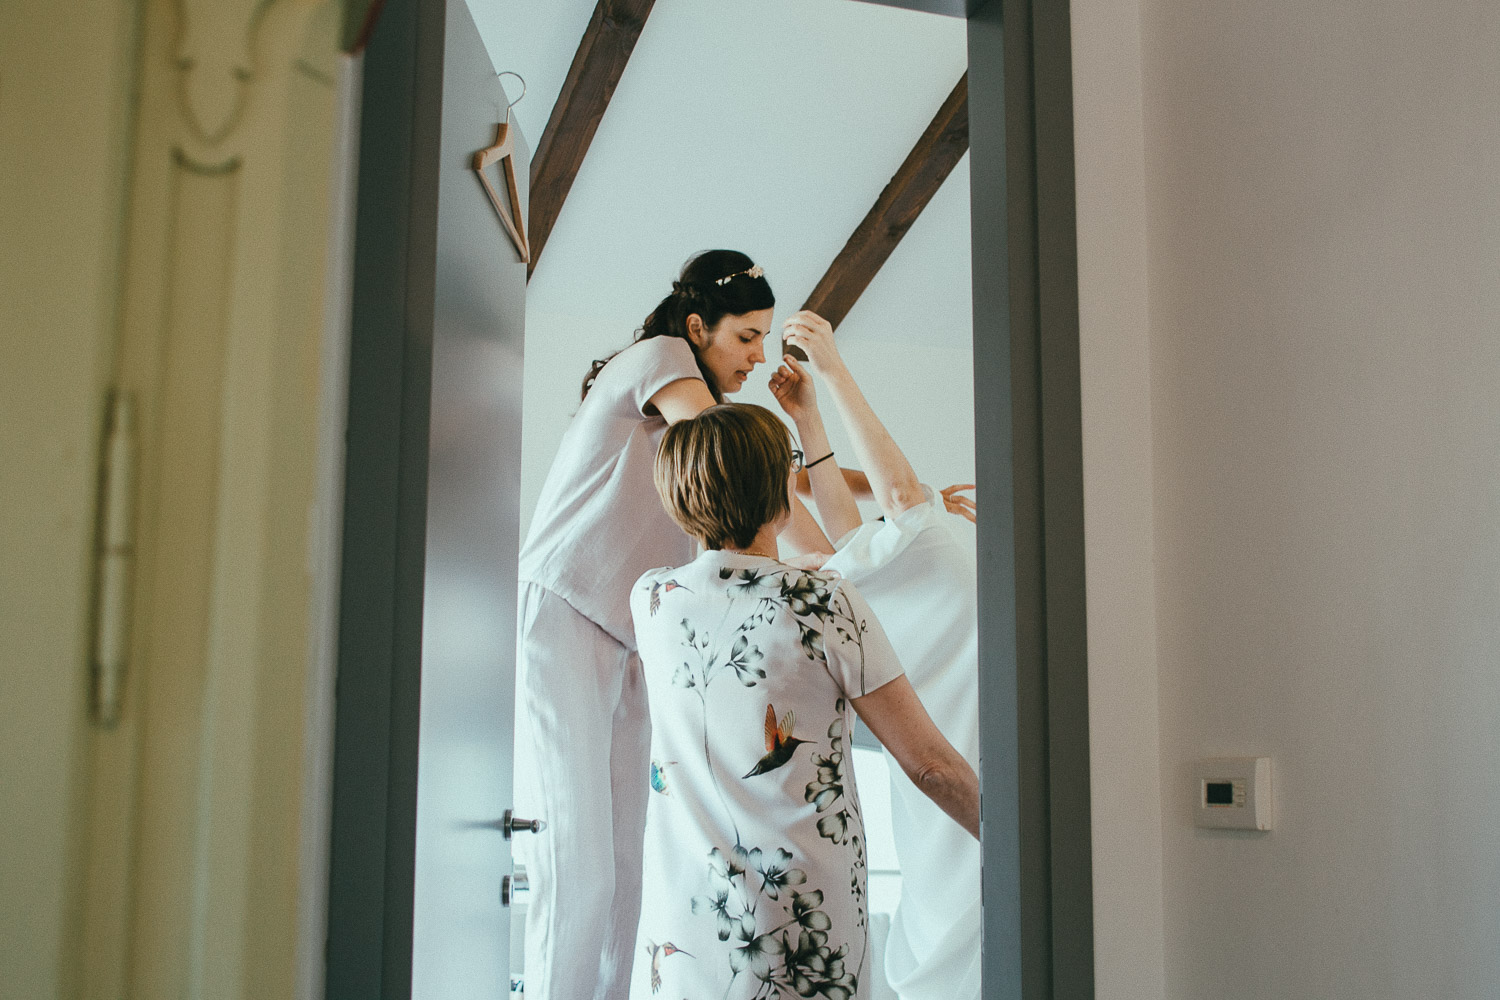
[1069,0,1167,996]
[0,1,139,997]
[130,160,239,998]
[38,0,346,997]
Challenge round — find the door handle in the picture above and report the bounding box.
[502,808,546,839]
[501,871,529,906]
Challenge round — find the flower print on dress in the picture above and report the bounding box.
[689,842,850,1000]
[779,569,831,617]
[718,565,776,592]
[724,632,767,686]
[749,847,807,900]
[804,711,849,841]
[780,927,857,1000]
[728,922,783,980]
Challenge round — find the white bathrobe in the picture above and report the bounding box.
[824,489,982,1000]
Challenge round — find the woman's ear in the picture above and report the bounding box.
[685,313,707,348]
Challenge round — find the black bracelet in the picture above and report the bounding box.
[805,451,835,469]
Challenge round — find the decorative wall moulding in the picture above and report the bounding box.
[173,0,277,147]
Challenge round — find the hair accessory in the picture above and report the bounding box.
[804,451,835,470]
[714,264,765,286]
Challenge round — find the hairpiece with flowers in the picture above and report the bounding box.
[713,264,765,286]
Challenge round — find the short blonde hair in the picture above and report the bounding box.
[655,404,794,550]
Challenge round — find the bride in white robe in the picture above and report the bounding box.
[770,312,982,1000]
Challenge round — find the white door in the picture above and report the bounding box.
[412,0,531,989]
[325,0,528,996]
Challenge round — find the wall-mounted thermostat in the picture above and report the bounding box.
[1193,757,1273,831]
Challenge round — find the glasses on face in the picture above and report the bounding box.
[790,449,805,473]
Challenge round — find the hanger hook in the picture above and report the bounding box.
[497,70,527,111]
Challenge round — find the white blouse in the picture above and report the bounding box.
[825,489,982,1000]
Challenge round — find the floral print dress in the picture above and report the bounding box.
[628,551,905,1000]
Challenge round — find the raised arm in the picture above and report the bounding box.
[794,466,872,503]
[780,492,834,556]
[852,676,979,839]
[781,311,926,520]
[768,356,863,543]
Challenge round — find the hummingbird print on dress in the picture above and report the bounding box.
[642,940,692,993]
[649,579,691,616]
[649,758,677,795]
[743,704,811,778]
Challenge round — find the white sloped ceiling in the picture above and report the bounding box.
[472,0,972,535]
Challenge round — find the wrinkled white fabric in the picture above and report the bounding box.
[512,583,651,1000]
[824,490,981,1000]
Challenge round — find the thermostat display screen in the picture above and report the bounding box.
[1205,781,1234,805]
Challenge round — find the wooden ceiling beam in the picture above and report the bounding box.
[802,73,969,330]
[527,0,656,279]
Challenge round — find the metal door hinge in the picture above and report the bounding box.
[91,390,136,727]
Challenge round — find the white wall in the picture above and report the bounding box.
[1137,1,1500,996]
[1070,0,1166,996]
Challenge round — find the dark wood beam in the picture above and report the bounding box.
[802,73,968,329]
[527,0,655,278]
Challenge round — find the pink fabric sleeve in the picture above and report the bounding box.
[598,336,705,418]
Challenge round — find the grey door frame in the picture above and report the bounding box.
[965,2,1093,996]
[868,2,1092,996]
[323,0,438,994]
[324,0,1091,997]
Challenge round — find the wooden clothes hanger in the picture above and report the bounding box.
[473,77,529,264]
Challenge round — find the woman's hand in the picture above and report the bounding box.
[781,311,845,374]
[940,484,977,523]
[768,355,819,424]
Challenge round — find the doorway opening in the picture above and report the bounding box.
[323,1,1089,998]
[504,5,971,996]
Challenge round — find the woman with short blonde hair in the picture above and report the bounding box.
[629,403,977,1000]
[653,403,796,551]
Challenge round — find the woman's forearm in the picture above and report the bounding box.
[795,467,873,502]
[817,364,925,520]
[792,406,862,544]
[852,675,980,840]
[910,750,980,840]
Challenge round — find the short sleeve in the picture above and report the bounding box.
[822,579,905,698]
[596,336,704,418]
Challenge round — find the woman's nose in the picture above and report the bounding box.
[751,341,766,364]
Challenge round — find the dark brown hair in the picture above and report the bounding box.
[654,404,794,550]
[581,250,775,401]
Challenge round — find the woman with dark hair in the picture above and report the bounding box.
[514,251,827,1000]
[629,403,978,1000]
